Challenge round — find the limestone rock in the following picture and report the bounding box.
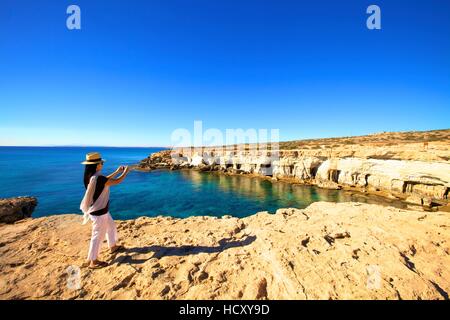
[0,197,37,223]
[1,202,449,300]
[139,130,450,207]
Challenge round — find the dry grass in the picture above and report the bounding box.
[279,129,450,150]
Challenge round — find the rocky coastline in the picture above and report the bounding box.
[0,197,37,224]
[1,130,449,300]
[138,130,450,211]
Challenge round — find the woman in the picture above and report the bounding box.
[80,152,130,269]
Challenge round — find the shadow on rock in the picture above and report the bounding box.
[113,235,256,265]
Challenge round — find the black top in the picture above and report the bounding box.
[90,175,109,216]
[93,175,108,202]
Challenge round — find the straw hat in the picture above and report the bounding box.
[81,152,106,165]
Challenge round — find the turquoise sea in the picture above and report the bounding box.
[0,147,406,219]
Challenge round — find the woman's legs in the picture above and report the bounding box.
[87,215,107,262]
[105,212,118,249]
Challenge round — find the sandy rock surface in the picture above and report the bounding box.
[0,202,449,300]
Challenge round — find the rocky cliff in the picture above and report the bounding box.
[0,197,37,224]
[0,202,448,299]
[139,149,450,209]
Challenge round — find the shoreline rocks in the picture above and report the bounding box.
[0,197,37,224]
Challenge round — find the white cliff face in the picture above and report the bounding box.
[294,157,323,180]
[239,156,257,173]
[315,158,450,199]
[203,155,219,165]
[170,152,450,205]
[171,154,190,165]
[190,154,205,166]
[219,153,234,168]
[272,157,322,180]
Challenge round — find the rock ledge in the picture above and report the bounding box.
[0,202,448,300]
[0,197,37,224]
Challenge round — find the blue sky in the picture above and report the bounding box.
[0,0,449,146]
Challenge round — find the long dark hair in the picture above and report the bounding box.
[83,164,98,189]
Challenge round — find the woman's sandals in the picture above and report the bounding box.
[88,261,109,269]
[81,245,125,269]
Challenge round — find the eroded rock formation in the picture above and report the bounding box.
[0,197,38,224]
[138,149,450,209]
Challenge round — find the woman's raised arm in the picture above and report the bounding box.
[107,166,124,179]
[106,166,130,186]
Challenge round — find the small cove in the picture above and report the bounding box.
[0,147,408,219]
